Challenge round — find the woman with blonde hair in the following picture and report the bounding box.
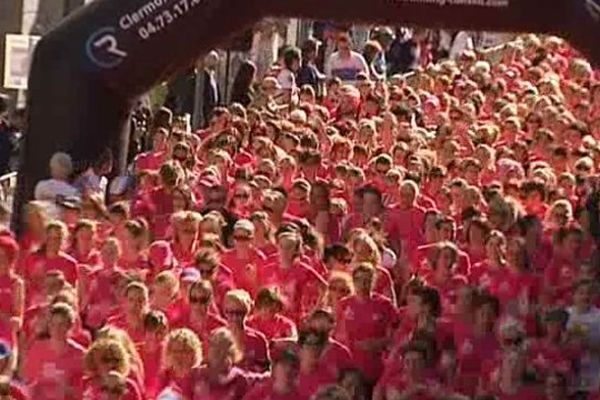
[170,210,202,265]
[157,328,202,396]
[222,289,270,372]
[185,327,252,400]
[20,201,49,254]
[348,233,396,304]
[249,211,278,258]
[83,338,142,399]
[96,326,145,390]
[326,271,354,311]
[21,220,78,307]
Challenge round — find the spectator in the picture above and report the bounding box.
[297,38,325,95]
[325,30,369,84]
[201,50,221,128]
[34,152,79,202]
[230,61,257,107]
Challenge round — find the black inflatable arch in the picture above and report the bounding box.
[15,0,600,229]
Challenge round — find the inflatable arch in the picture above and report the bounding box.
[14,0,600,229]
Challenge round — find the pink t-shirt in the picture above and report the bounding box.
[237,328,270,373]
[85,266,127,328]
[24,339,86,400]
[247,313,297,342]
[188,366,251,400]
[260,260,326,322]
[21,251,78,306]
[243,381,305,400]
[336,294,398,381]
[140,342,165,399]
[82,377,143,400]
[222,248,267,297]
[0,273,20,344]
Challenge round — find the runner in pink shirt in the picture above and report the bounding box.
[249,211,279,259]
[193,249,233,309]
[69,219,101,267]
[222,220,267,297]
[24,303,86,400]
[83,339,143,400]
[386,181,426,257]
[157,328,203,398]
[119,219,150,275]
[336,263,398,384]
[107,282,149,346]
[304,309,353,376]
[222,290,270,373]
[174,279,226,354]
[20,220,78,307]
[187,327,256,400]
[242,349,304,400]
[134,127,169,172]
[140,310,169,399]
[151,270,185,324]
[170,211,202,266]
[297,329,338,399]
[0,236,23,346]
[247,287,298,342]
[83,238,127,329]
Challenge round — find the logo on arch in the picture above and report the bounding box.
[86,27,128,68]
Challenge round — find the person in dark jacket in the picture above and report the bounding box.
[297,38,325,95]
[230,60,257,107]
[202,51,221,127]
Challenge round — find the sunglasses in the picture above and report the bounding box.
[234,193,250,199]
[329,285,349,293]
[234,235,251,242]
[224,309,246,317]
[101,355,120,364]
[502,337,523,347]
[338,37,349,43]
[190,295,211,304]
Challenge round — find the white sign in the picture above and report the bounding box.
[3,34,41,90]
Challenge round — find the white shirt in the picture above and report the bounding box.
[325,51,369,83]
[34,179,80,202]
[568,306,600,391]
[449,31,474,60]
[276,68,296,90]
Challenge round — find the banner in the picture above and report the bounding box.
[3,34,41,90]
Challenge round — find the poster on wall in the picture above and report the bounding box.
[3,34,41,90]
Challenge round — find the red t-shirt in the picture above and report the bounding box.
[20,251,78,306]
[336,294,398,381]
[243,381,305,400]
[236,328,270,373]
[188,366,252,400]
[140,342,165,399]
[173,308,226,354]
[82,377,143,400]
[297,365,337,399]
[106,313,145,346]
[0,273,20,344]
[85,266,127,328]
[23,339,86,400]
[222,248,267,297]
[247,313,297,341]
[259,260,326,322]
[527,338,581,376]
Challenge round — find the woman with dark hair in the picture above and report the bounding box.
[230,61,257,107]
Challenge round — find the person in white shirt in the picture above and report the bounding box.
[568,279,600,393]
[34,152,80,202]
[325,31,369,84]
[449,31,475,60]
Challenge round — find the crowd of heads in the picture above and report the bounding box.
[0,30,599,400]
